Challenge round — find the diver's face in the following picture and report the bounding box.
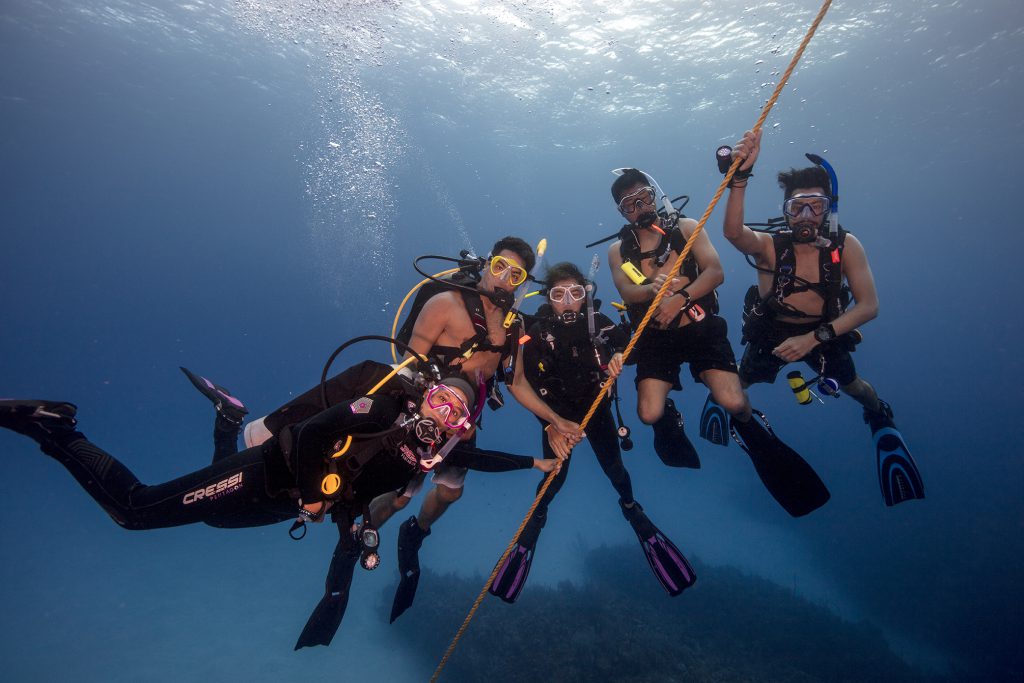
[548,278,586,316]
[784,186,828,241]
[617,183,658,228]
[419,385,471,437]
[482,249,528,294]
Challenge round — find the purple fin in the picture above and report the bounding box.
[489,543,535,604]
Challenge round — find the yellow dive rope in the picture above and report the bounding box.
[429,1,835,679]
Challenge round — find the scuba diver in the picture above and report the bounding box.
[606,168,830,517]
[0,356,561,649]
[489,260,695,603]
[720,129,924,506]
[369,236,585,621]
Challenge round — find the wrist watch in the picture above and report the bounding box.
[813,323,836,343]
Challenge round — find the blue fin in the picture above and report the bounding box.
[698,394,730,447]
[865,401,924,507]
[874,426,925,506]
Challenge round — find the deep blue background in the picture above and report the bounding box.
[1,1,1021,680]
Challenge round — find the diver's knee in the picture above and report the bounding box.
[842,376,870,397]
[391,495,411,511]
[716,392,748,416]
[435,484,463,504]
[637,404,664,425]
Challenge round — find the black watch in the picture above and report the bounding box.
[813,323,836,343]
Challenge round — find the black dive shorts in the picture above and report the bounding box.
[633,315,739,390]
[739,320,858,386]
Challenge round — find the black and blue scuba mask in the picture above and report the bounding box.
[784,194,830,243]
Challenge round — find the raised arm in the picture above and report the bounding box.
[723,129,773,259]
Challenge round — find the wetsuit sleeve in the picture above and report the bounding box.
[292,394,403,504]
[446,444,534,472]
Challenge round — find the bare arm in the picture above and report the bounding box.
[677,218,725,299]
[830,235,878,336]
[608,240,659,304]
[406,293,455,358]
[723,129,773,258]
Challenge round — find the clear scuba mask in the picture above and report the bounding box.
[617,185,656,216]
[548,284,586,304]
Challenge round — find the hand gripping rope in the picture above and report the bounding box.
[430,2,835,679]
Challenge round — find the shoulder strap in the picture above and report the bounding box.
[767,234,817,319]
[431,285,505,365]
[821,227,848,321]
[767,230,849,320]
[619,225,672,268]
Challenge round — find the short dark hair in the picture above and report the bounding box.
[491,236,536,272]
[543,261,586,289]
[777,166,831,201]
[611,168,650,203]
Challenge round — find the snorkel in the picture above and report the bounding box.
[611,167,676,235]
[805,153,839,243]
[586,253,599,340]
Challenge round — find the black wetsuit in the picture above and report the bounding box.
[21,361,537,648]
[521,310,634,531]
[33,362,533,531]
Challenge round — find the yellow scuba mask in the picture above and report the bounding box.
[489,255,528,287]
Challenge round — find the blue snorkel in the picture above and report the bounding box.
[805,153,838,242]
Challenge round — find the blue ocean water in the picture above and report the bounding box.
[1,1,1021,680]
